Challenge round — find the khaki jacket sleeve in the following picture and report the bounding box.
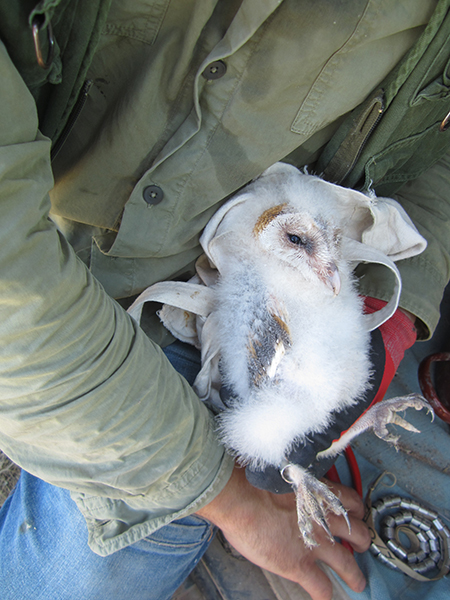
[358,151,450,339]
[0,41,233,554]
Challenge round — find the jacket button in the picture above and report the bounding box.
[439,110,450,132]
[143,185,164,205]
[202,60,227,80]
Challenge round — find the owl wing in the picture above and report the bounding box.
[246,295,291,388]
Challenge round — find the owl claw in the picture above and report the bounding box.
[371,395,429,441]
[281,396,431,547]
[316,393,433,460]
[281,463,349,548]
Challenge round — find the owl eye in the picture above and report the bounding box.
[287,233,306,246]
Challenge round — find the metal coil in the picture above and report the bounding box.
[369,494,450,577]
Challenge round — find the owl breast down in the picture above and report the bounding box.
[215,249,371,471]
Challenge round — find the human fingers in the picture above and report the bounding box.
[322,478,365,518]
[281,526,366,600]
[273,480,369,551]
[308,530,367,595]
[326,510,371,553]
[290,557,335,600]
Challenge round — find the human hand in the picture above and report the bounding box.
[196,465,370,600]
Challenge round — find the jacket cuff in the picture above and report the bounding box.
[72,443,235,556]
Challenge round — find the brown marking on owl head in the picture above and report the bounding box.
[253,204,288,238]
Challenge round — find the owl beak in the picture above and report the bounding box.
[325,263,341,296]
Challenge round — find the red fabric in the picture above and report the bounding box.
[364,297,417,406]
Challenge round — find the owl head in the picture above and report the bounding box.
[253,204,342,295]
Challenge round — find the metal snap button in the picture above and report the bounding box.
[202,60,227,80]
[143,185,164,205]
[439,110,450,132]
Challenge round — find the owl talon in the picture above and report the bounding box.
[281,462,349,548]
[316,393,433,460]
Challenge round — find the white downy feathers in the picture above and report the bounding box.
[202,165,377,468]
[214,227,370,470]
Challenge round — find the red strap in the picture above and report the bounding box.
[370,346,397,407]
[364,297,417,407]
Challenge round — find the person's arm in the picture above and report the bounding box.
[0,39,234,549]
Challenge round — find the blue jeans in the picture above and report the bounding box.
[0,341,216,600]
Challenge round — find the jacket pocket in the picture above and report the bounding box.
[102,0,170,45]
[364,53,450,195]
[364,120,450,196]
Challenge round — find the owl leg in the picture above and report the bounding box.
[280,462,351,548]
[316,393,433,461]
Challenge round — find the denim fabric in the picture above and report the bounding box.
[337,447,450,600]
[0,340,216,600]
[163,339,202,387]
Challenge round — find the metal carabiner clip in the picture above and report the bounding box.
[32,14,55,69]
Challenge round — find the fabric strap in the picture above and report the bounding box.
[363,297,417,408]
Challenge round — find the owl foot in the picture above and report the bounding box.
[281,462,350,548]
[316,393,433,460]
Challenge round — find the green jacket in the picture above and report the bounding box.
[0,0,449,555]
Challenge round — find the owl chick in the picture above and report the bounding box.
[214,176,371,470]
[207,164,430,547]
[217,224,363,452]
[128,163,430,548]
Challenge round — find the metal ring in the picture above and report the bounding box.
[280,463,294,484]
[32,15,55,69]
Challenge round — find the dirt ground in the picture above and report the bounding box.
[0,451,20,508]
